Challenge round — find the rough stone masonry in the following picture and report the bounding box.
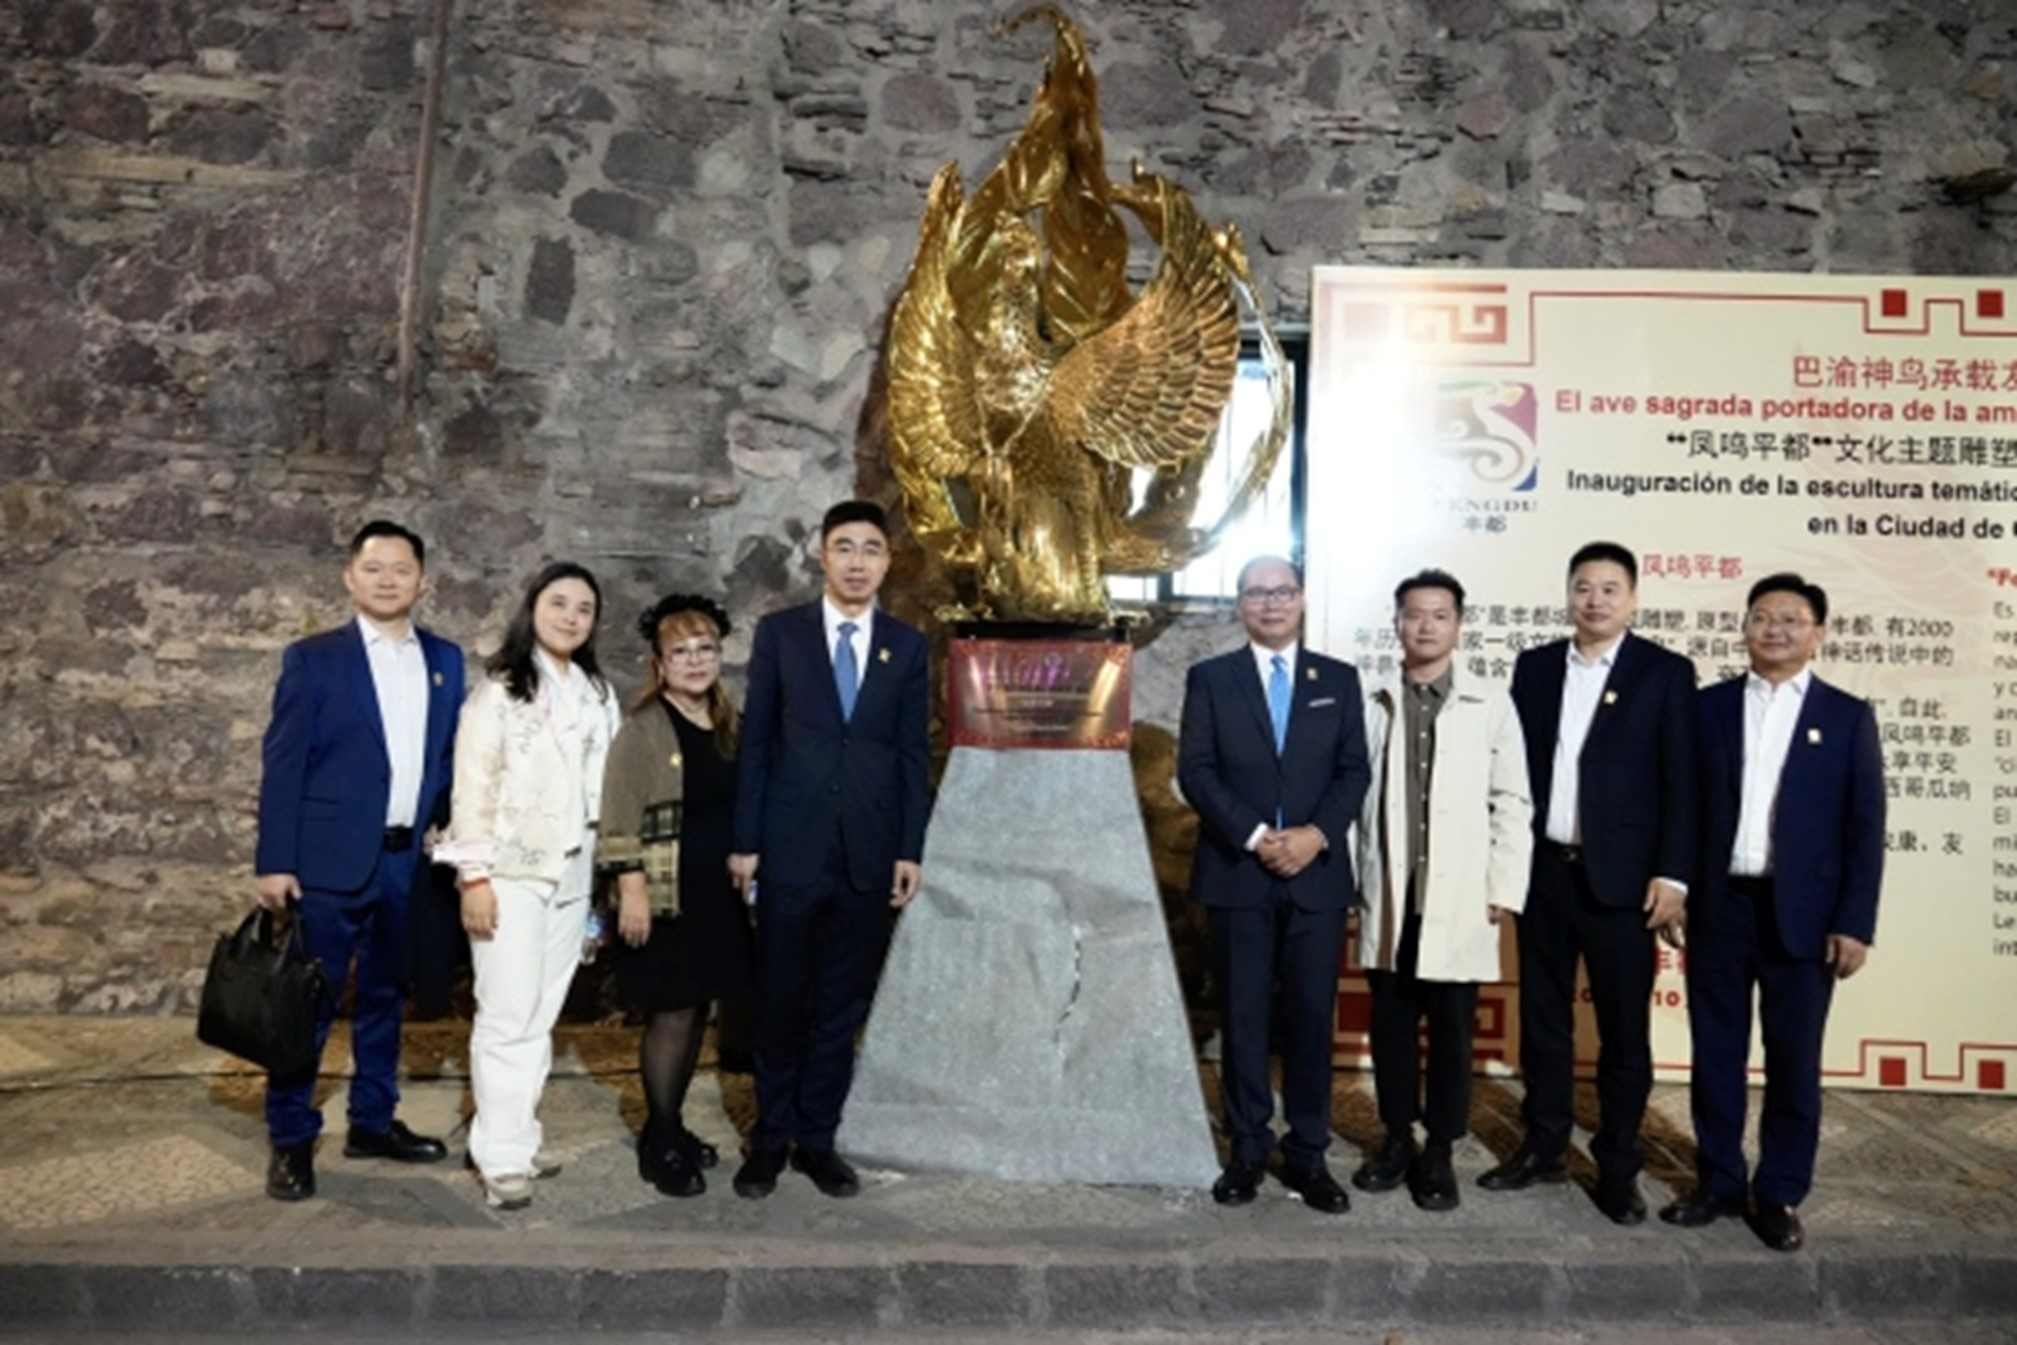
[1,0,2011,1010]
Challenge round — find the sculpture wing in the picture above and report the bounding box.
[887,164,986,484]
[1044,173,1241,471]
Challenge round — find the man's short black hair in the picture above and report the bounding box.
[1568,540,1637,586]
[1394,568,1466,615]
[821,499,890,541]
[349,519,426,566]
[1746,571,1829,625]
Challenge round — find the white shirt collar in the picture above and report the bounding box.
[356,613,417,648]
[1746,666,1813,698]
[1250,640,1298,683]
[823,596,876,641]
[1567,630,1626,669]
[533,645,584,695]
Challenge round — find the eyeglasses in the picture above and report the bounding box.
[663,643,721,663]
[1745,613,1813,632]
[1239,586,1303,607]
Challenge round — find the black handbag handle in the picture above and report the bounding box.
[234,900,320,982]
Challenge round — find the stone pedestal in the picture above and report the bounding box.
[836,747,1219,1188]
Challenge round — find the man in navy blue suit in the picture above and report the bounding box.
[1661,573,1884,1252]
[1483,541,1695,1225]
[254,520,464,1200]
[1179,556,1371,1213]
[728,500,932,1199]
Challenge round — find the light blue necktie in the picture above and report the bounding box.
[835,621,861,722]
[1268,654,1290,754]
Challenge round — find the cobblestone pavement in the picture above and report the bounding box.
[0,1017,2013,1339]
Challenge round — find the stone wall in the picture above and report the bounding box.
[2,0,2011,1011]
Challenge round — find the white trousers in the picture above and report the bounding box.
[468,848,589,1179]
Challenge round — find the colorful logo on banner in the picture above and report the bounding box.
[1438,379,1539,492]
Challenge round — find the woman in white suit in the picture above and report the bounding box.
[439,561,620,1210]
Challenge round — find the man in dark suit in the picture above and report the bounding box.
[1179,556,1371,1213]
[1661,573,1883,1252]
[729,500,932,1199]
[1482,541,1695,1224]
[254,520,464,1200]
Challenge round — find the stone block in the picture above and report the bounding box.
[1558,1252,1690,1320]
[0,1262,88,1323]
[507,145,568,197]
[578,1267,729,1331]
[1044,1261,1189,1328]
[1956,1249,2017,1315]
[1652,183,1708,219]
[358,17,417,93]
[733,1265,891,1331]
[22,2,99,59]
[895,1261,1029,1328]
[93,0,192,66]
[428,1264,582,1324]
[881,72,960,133]
[1818,1251,1960,1318]
[525,237,576,325]
[604,129,696,196]
[81,1265,247,1329]
[1689,1246,1820,1321]
[570,188,659,240]
[164,107,276,165]
[1101,60,1197,131]
[61,84,151,144]
[1192,1256,1332,1324]
[1403,1252,1553,1324]
[249,1266,420,1329]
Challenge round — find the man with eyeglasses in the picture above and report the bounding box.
[728,500,932,1200]
[1178,556,1370,1212]
[1484,541,1696,1226]
[1661,573,1883,1252]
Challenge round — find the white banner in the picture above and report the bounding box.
[1309,266,2017,1095]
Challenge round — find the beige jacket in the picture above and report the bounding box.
[439,660,620,887]
[1355,666,1533,983]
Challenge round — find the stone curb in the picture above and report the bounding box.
[2,1242,2013,1335]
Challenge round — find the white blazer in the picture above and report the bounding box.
[1355,665,1534,983]
[440,667,619,887]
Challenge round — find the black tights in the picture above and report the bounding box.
[640,1005,705,1146]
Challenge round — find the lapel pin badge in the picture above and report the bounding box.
[670,752,683,768]
[878,648,891,663]
[432,671,443,687]
[1305,667,1317,681]
[1808,728,1822,744]
[1603,690,1618,705]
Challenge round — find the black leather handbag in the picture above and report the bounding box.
[196,902,330,1085]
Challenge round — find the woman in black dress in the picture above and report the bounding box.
[597,594,754,1197]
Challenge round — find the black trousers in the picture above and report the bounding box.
[1210,894,1349,1168]
[1517,842,1657,1182]
[1366,909,1480,1147]
[751,875,894,1154]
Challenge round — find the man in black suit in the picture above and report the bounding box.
[1482,541,1696,1225]
[728,500,933,1199]
[1661,573,1884,1252]
[1179,556,1371,1213]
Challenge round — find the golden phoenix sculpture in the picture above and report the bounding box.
[885,5,1291,624]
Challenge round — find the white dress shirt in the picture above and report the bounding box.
[1243,640,1299,850]
[1730,668,1811,877]
[1544,632,1624,845]
[823,597,877,687]
[359,615,428,828]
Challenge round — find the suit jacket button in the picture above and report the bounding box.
[830,784,842,794]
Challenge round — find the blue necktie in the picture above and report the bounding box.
[1268,654,1290,754]
[835,621,861,722]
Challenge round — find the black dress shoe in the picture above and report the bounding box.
[1279,1162,1351,1214]
[343,1119,448,1163]
[674,1125,720,1171]
[1748,1200,1804,1252]
[1351,1132,1416,1193]
[733,1146,788,1199]
[638,1135,705,1198]
[1212,1158,1263,1206]
[1408,1145,1460,1212]
[267,1141,315,1201]
[790,1147,861,1198]
[1594,1175,1648,1225]
[1477,1143,1569,1191]
[1659,1190,1747,1227]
